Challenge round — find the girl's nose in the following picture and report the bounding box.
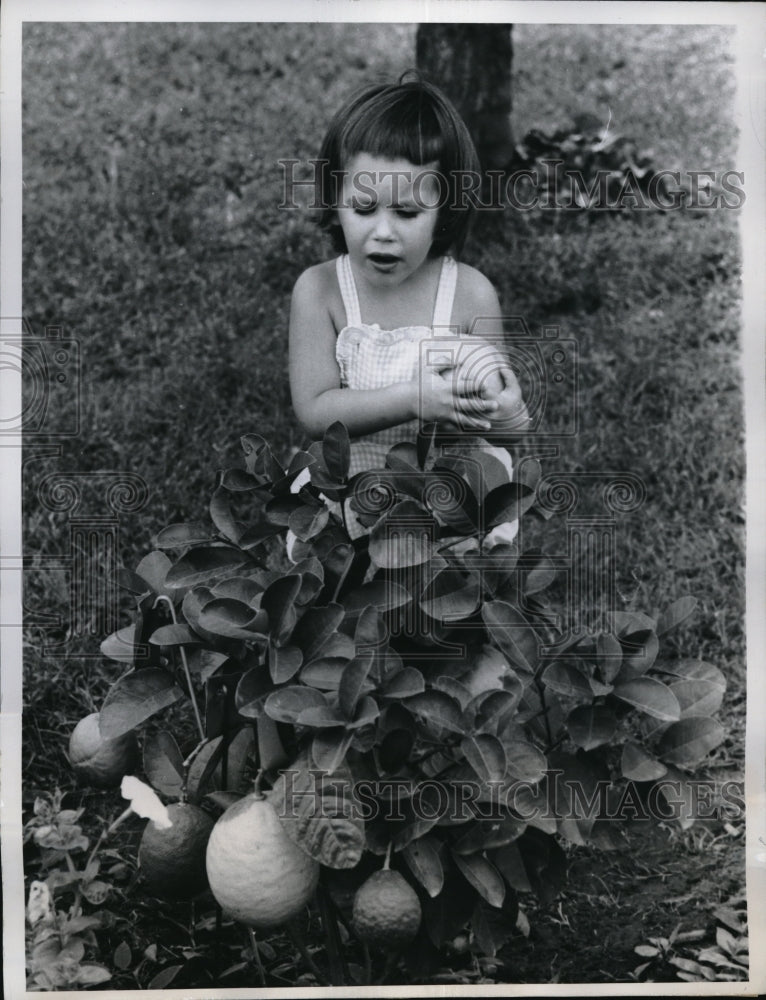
[372,211,394,240]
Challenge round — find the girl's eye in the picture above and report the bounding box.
[396,209,419,219]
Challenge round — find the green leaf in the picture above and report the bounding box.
[656,596,698,635]
[503,741,548,784]
[617,630,659,680]
[240,433,268,473]
[136,551,173,594]
[597,632,623,683]
[210,577,264,607]
[401,835,444,898]
[300,653,351,691]
[261,574,302,645]
[471,900,517,957]
[489,841,533,893]
[100,668,184,739]
[112,942,132,971]
[340,579,411,615]
[481,601,540,674]
[75,966,113,986]
[380,666,425,699]
[453,812,525,854]
[264,686,326,724]
[147,965,183,990]
[348,695,380,730]
[198,598,267,641]
[289,504,330,542]
[187,735,225,801]
[225,727,257,793]
[566,705,617,750]
[462,544,519,598]
[669,678,726,718]
[451,852,505,908]
[292,558,325,606]
[621,742,667,781]
[433,675,473,711]
[541,661,593,701]
[219,467,261,491]
[612,677,681,721]
[149,623,200,647]
[238,520,283,548]
[353,604,387,651]
[234,664,272,720]
[295,703,347,728]
[311,728,353,773]
[405,690,465,734]
[420,567,480,622]
[264,495,303,527]
[100,626,139,664]
[656,717,726,766]
[368,500,435,569]
[606,610,657,636]
[484,481,535,527]
[142,731,184,798]
[322,421,351,482]
[338,650,375,719]
[461,734,507,783]
[659,659,726,686]
[268,641,303,684]
[155,522,216,548]
[271,757,365,869]
[470,688,523,734]
[165,546,249,588]
[210,485,244,544]
[521,552,557,594]
[291,604,345,661]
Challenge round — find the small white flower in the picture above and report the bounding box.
[120,776,172,829]
[27,881,53,926]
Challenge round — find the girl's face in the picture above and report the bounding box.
[335,153,441,286]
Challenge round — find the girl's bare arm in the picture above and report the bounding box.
[288,266,497,440]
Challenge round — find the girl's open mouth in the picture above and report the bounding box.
[368,253,401,270]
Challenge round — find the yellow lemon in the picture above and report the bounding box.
[138,802,215,901]
[205,790,319,928]
[68,712,139,788]
[352,869,422,949]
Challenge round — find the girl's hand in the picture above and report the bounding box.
[419,366,499,431]
[489,366,531,431]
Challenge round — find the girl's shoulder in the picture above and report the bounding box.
[452,260,502,330]
[291,259,345,330]
[292,258,336,300]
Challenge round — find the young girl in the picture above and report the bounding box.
[289,77,529,537]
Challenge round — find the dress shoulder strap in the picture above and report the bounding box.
[336,255,362,327]
[431,256,458,330]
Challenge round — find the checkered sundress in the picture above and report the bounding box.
[335,253,458,477]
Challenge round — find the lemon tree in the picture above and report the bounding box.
[87,423,729,981]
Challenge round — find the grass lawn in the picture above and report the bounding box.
[17,18,747,989]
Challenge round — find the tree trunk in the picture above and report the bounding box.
[415,23,514,171]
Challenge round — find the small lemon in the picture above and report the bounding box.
[138,801,215,901]
[205,789,319,928]
[68,712,139,788]
[352,869,422,949]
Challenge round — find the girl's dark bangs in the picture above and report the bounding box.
[342,107,444,165]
